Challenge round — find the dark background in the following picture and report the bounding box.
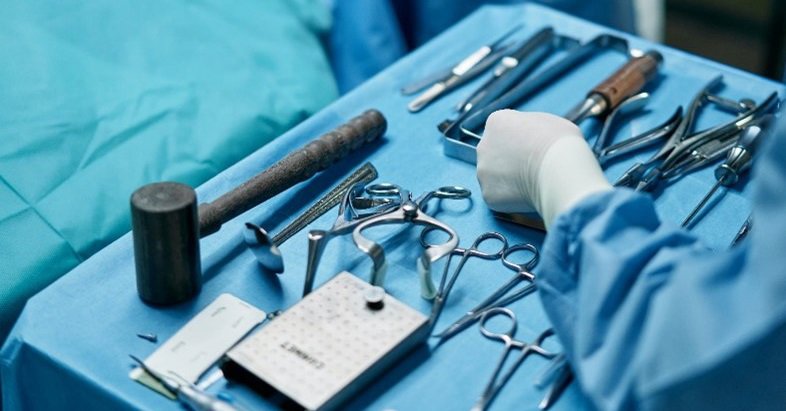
[665,0,786,80]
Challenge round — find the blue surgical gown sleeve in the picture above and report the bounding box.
[537,116,786,410]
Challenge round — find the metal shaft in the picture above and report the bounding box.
[681,180,722,228]
[271,162,378,245]
[564,50,663,124]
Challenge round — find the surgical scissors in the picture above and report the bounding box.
[472,308,556,411]
[352,185,471,299]
[420,228,509,329]
[435,243,539,344]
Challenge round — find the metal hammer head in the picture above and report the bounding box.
[131,182,202,305]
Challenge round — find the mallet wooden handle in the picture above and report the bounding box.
[199,109,387,237]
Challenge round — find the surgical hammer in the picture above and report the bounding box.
[130,109,387,305]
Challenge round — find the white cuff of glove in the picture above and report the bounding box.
[477,110,612,229]
[535,135,612,227]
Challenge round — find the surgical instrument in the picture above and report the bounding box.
[303,183,470,297]
[129,355,241,411]
[564,50,663,124]
[199,109,387,237]
[638,92,778,191]
[455,27,577,114]
[681,117,774,228]
[435,243,539,344]
[131,110,386,305]
[243,162,379,273]
[535,354,574,410]
[406,25,522,112]
[613,76,775,191]
[303,182,400,296]
[731,215,753,247]
[597,104,683,166]
[137,333,158,343]
[592,91,651,156]
[352,186,471,299]
[442,33,630,164]
[471,308,556,411]
[421,229,509,329]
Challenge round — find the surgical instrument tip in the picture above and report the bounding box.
[681,180,721,228]
[731,215,752,247]
[130,355,242,411]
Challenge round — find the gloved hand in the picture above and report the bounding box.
[476,110,612,229]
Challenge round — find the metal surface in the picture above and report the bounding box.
[435,243,539,344]
[243,163,379,274]
[682,117,774,228]
[593,92,650,156]
[421,229,509,330]
[442,33,630,164]
[351,186,471,299]
[223,272,429,411]
[731,215,753,247]
[470,308,556,411]
[130,355,240,411]
[613,75,779,191]
[406,25,522,112]
[302,183,401,296]
[454,27,566,114]
[242,223,284,273]
[598,106,683,166]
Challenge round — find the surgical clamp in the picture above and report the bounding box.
[352,186,471,299]
[638,91,778,191]
[421,229,509,330]
[435,243,539,344]
[471,308,556,411]
[614,75,774,191]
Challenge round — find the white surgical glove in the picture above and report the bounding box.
[476,110,612,229]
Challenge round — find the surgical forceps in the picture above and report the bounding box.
[351,185,471,299]
[592,92,684,166]
[435,243,539,344]
[405,25,522,112]
[419,228,509,329]
[614,75,778,191]
[472,308,556,411]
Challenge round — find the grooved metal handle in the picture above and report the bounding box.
[199,109,387,237]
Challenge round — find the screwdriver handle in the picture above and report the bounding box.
[199,109,387,237]
[591,50,662,111]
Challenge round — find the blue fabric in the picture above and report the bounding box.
[329,0,636,92]
[1,4,783,410]
[539,117,786,409]
[0,0,338,340]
